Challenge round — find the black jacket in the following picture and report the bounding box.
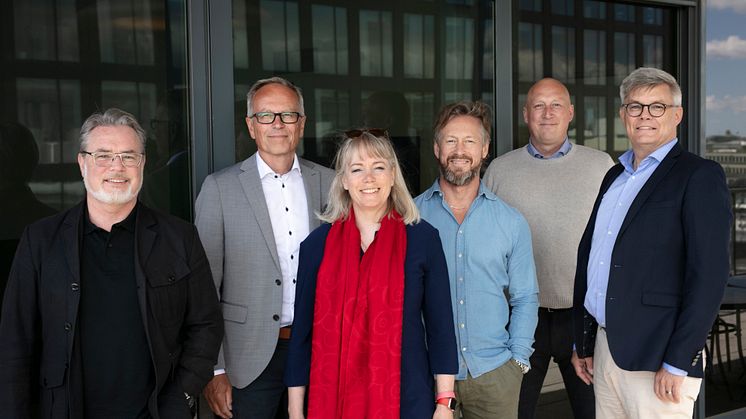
[573,143,732,378]
[0,200,224,418]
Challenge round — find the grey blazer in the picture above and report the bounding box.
[195,153,333,389]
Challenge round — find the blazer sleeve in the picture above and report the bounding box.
[284,227,328,387]
[175,225,225,396]
[421,226,459,375]
[665,161,732,371]
[194,174,227,370]
[0,227,40,418]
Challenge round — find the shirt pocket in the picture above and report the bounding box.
[147,261,191,327]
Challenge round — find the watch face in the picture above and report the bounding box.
[447,398,457,410]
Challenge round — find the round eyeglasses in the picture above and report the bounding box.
[80,151,145,167]
[622,102,677,118]
[249,112,302,124]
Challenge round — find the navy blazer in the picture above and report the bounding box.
[573,143,732,378]
[285,220,458,418]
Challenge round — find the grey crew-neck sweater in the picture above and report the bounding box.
[483,144,614,308]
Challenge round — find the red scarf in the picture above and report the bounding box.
[308,208,407,419]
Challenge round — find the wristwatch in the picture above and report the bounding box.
[436,397,457,411]
[512,358,531,374]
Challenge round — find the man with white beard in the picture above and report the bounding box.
[0,108,223,419]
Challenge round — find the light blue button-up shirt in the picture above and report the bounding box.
[527,138,572,159]
[415,181,539,380]
[585,138,686,375]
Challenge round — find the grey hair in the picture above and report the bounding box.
[319,131,420,225]
[620,67,682,106]
[79,108,147,152]
[433,101,492,145]
[246,76,305,116]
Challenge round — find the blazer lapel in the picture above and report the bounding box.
[300,159,322,230]
[617,143,682,238]
[240,155,281,271]
[134,204,157,341]
[61,202,84,284]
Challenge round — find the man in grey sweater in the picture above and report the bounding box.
[483,78,613,419]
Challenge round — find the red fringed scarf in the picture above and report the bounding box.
[308,208,407,419]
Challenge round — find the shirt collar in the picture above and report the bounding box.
[421,178,498,202]
[256,153,301,179]
[526,138,572,159]
[619,138,678,174]
[84,201,138,234]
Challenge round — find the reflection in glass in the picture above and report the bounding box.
[315,89,350,161]
[14,0,79,61]
[98,0,155,65]
[584,30,606,85]
[482,19,494,80]
[552,26,575,83]
[643,7,663,25]
[313,5,349,75]
[643,35,663,68]
[613,97,628,151]
[233,0,249,69]
[551,0,573,16]
[520,0,541,12]
[445,17,475,80]
[404,14,435,79]
[583,96,607,151]
[614,4,635,22]
[101,81,158,125]
[583,0,606,19]
[360,10,393,77]
[518,23,542,83]
[614,33,635,85]
[261,0,301,72]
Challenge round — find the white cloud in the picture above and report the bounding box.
[710,0,746,13]
[707,95,746,113]
[707,36,746,59]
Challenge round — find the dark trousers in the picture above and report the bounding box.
[231,338,289,419]
[518,308,595,419]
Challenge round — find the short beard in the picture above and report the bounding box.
[83,165,141,205]
[439,158,481,187]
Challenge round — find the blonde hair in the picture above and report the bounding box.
[319,131,420,225]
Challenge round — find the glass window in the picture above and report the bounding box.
[520,0,541,12]
[312,5,349,75]
[614,4,635,22]
[445,17,475,80]
[552,26,575,83]
[643,35,663,68]
[518,23,543,82]
[404,14,435,79]
[360,10,394,77]
[583,0,605,19]
[551,0,573,16]
[260,0,301,72]
[97,0,155,65]
[614,32,635,85]
[583,96,607,151]
[13,0,79,61]
[584,30,606,85]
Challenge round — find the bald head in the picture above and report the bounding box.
[523,78,574,156]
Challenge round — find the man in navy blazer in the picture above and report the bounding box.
[571,68,731,417]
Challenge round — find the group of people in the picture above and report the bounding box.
[0,66,731,419]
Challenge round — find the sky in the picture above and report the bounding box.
[706,0,746,137]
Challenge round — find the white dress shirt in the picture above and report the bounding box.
[256,153,310,327]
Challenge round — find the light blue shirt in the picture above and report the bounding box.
[584,138,686,375]
[527,138,572,159]
[415,181,539,380]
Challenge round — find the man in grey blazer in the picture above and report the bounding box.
[195,77,333,419]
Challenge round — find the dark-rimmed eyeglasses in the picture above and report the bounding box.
[344,128,389,139]
[622,102,677,118]
[249,112,303,124]
[80,151,145,167]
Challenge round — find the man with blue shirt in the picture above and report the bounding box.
[416,101,539,418]
[571,67,732,418]
[484,78,613,419]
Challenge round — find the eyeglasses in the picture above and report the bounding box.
[344,128,389,139]
[80,151,145,167]
[622,102,677,118]
[249,112,303,124]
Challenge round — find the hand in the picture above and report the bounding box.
[433,403,454,419]
[654,367,685,403]
[571,351,594,385]
[203,373,233,418]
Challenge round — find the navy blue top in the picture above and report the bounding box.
[285,220,458,418]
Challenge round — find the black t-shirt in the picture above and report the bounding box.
[79,205,153,418]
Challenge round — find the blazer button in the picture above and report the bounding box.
[275,279,282,286]
[168,275,175,283]
[64,322,72,331]
[272,314,280,321]
[692,361,697,366]
[71,282,80,291]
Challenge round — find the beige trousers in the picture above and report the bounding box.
[594,327,702,419]
[455,359,524,419]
